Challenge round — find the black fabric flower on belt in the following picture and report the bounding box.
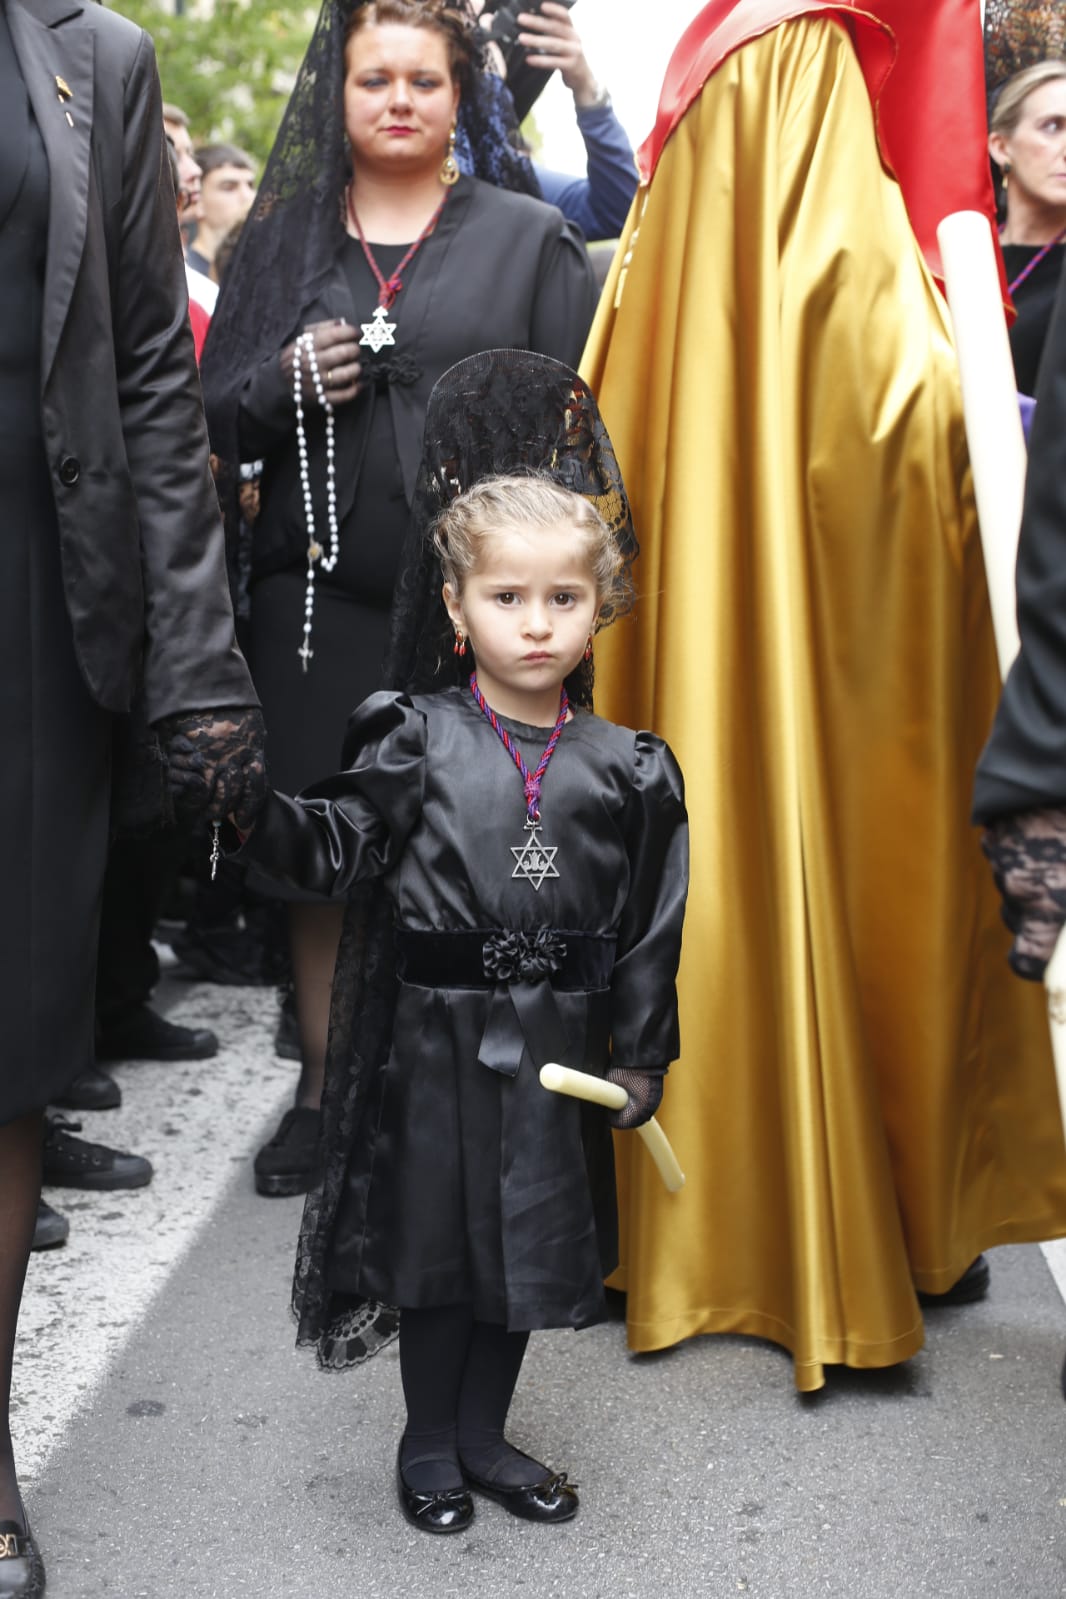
[368,353,423,391]
[482,930,567,984]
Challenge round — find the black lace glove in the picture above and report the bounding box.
[156,706,267,832]
[606,1066,666,1130]
[982,808,1066,981]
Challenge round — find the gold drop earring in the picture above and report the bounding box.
[440,124,460,187]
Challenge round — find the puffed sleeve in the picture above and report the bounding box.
[239,692,426,896]
[609,732,689,1067]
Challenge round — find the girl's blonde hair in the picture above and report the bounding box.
[990,59,1066,139]
[433,473,628,623]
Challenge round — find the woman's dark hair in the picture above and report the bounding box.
[344,0,481,99]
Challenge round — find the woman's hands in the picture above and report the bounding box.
[982,807,1066,979]
[279,319,363,407]
[157,706,268,833]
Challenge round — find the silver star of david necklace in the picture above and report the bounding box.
[347,183,449,352]
[468,672,568,891]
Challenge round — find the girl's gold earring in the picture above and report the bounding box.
[453,628,466,658]
[584,634,594,664]
[440,124,460,187]
[1002,162,1011,193]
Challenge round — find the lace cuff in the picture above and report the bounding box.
[606,1065,665,1130]
[982,808,1066,980]
[157,705,267,832]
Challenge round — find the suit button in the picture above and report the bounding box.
[58,455,80,486]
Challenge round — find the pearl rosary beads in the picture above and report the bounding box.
[293,332,339,671]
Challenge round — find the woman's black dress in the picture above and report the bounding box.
[246,242,411,798]
[1003,241,1066,395]
[0,12,111,1126]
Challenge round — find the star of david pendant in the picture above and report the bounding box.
[510,821,560,891]
[359,305,397,352]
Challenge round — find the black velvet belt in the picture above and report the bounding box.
[395,929,615,1079]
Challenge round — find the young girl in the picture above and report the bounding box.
[236,365,688,1534]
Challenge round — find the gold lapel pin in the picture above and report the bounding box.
[55,76,74,126]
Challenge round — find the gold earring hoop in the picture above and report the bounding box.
[440,124,460,187]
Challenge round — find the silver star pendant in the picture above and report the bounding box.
[510,822,560,891]
[359,305,397,353]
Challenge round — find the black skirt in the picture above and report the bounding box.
[0,440,112,1125]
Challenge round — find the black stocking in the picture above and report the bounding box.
[458,1322,543,1487]
[287,902,344,1109]
[398,1304,474,1492]
[0,1110,43,1530]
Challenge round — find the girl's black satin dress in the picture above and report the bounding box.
[244,686,688,1332]
[0,9,111,1125]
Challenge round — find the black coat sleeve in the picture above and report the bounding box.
[529,216,599,370]
[113,31,254,722]
[974,268,1066,820]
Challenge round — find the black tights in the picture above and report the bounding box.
[0,1111,43,1531]
[398,1305,543,1493]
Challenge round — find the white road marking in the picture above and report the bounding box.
[1040,1240,1066,1307]
[12,976,292,1485]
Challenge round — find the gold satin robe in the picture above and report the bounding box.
[584,16,1066,1391]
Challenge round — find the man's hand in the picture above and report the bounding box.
[517,4,602,106]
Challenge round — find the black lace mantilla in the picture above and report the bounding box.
[386,348,637,712]
[292,351,638,1371]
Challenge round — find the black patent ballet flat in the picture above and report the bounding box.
[395,1446,474,1535]
[462,1465,579,1524]
[0,1520,45,1598]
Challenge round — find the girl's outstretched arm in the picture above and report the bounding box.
[236,691,426,898]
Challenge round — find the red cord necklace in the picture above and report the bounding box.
[347,184,448,353]
[469,672,568,891]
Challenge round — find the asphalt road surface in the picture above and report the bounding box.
[13,968,1066,1598]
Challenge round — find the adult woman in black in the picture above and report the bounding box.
[202,0,596,1197]
[989,59,1066,394]
[0,1,263,1592]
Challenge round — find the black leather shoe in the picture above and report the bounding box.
[396,1446,474,1534]
[0,1520,45,1597]
[31,1199,69,1250]
[254,1107,321,1197]
[462,1464,579,1523]
[52,1066,121,1111]
[917,1255,991,1307]
[42,1114,153,1191]
[97,1004,218,1062]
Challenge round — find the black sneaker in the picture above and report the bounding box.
[253,1107,321,1197]
[32,1199,69,1250]
[52,1066,122,1111]
[97,1004,218,1063]
[42,1114,153,1190]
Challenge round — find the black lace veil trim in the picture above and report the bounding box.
[199,0,539,605]
[293,350,637,1367]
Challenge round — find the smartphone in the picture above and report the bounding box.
[488,0,577,51]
